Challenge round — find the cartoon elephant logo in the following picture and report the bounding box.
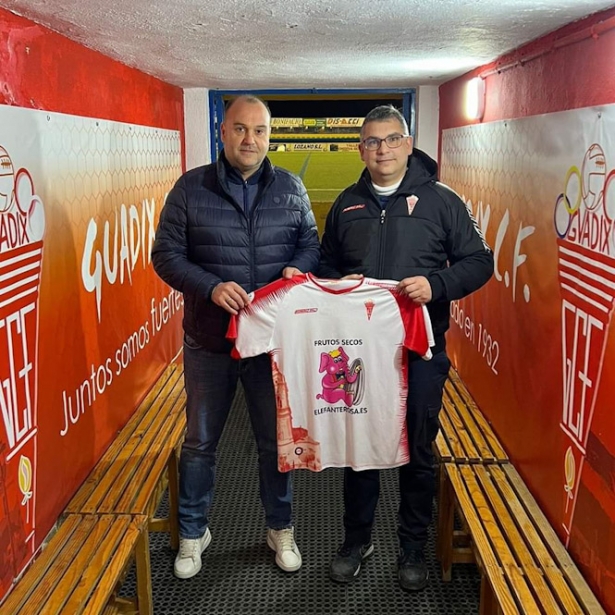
[316,346,364,406]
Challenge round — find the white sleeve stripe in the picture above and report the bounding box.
[464,203,491,252]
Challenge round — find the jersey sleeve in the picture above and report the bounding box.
[227,277,302,359]
[396,295,435,360]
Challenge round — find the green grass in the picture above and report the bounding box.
[269,150,364,234]
[268,151,307,176]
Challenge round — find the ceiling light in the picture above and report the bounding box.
[465,77,486,121]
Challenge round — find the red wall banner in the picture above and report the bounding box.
[442,107,615,611]
[0,105,183,599]
[439,8,615,611]
[0,8,185,601]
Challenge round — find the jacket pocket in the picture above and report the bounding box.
[184,333,203,350]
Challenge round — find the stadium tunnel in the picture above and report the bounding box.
[2,2,615,614]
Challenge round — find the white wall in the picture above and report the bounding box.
[415,85,439,161]
[184,88,211,169]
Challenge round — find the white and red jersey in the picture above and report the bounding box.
[227,274,434,472]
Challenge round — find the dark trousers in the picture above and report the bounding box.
[178,340,292,539]
[342,350,450,551]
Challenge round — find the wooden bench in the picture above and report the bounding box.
[0,514,151,615]
[0,362,185,614]
[434,369,604,613]
[65,363,186,551]
[437,463,606,615]
[435,369,509,465]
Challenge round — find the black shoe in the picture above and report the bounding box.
[398,548,428,591]
[329,542,374,583]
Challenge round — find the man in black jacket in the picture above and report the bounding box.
[320,105,493,591]
[152,96,320,579]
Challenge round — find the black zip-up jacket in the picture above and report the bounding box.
[319,148,493,354]
[152,153,320,353]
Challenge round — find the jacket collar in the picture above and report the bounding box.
[216,150,273,189]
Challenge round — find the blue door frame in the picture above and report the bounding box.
[208,88,415,161]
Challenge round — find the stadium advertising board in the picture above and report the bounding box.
[335,143,360,152]
[288,143,330,151]
[271,118,303,128]
[326,117,364,128]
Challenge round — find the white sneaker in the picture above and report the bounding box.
[174,528,212,579]
[266,527,302,572]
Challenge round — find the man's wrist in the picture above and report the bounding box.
[427,275,444,302]
[208,283,220,300]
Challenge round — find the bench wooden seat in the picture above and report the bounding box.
[0,514,151,615]
[435,368,509,465]
[65,363,186,551]
[437,463,605,615]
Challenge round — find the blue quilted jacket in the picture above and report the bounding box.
[152,153,320,352]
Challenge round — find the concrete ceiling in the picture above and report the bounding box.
[2,0,614,89]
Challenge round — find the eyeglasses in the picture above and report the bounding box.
[361,134,409,151]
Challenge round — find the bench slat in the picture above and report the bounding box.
[438,409,469,462]
[474,466,566,614]
[40,515,119,614]
[442,394,481,462]
[444,383,496,463]
[9,516,100,613]
[489,465,587,614]
[0,515,85,614]
[0,515,147,615]
[114,391,186,513]
[446,464,521,615]
[435,430,453,462]
[502,465,606,615]
[97,383,184,513]
[67,368,184,514]
[66,366,182,513]
[56,516,136,615]
[459,465,540,613]
[447,369,508,462]
[133,406,186,513]
[78,517,147,615]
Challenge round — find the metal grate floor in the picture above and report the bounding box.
[122,388,481,614]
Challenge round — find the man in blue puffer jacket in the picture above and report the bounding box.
[152,95,320,579]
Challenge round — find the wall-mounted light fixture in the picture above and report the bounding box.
[465,77,486,121]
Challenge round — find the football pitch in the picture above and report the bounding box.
[268,150,364,233]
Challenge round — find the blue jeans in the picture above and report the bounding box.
[342,350,451,550]
[178,337,293,539]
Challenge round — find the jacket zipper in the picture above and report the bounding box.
[247,175,274,290]
[245,180,255,290]
[378,207,387,278]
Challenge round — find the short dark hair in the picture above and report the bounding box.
[361,105,409,136]
[225,95,271,120]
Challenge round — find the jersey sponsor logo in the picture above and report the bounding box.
[406,195,419,216]
[294,307,318,314]
[342,204,366,213]
[315,346,365,407]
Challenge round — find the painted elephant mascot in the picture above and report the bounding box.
[316,347,364,406]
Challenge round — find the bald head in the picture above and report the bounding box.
[225,95,271,121]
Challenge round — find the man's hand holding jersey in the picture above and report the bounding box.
[397,276,432,305]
